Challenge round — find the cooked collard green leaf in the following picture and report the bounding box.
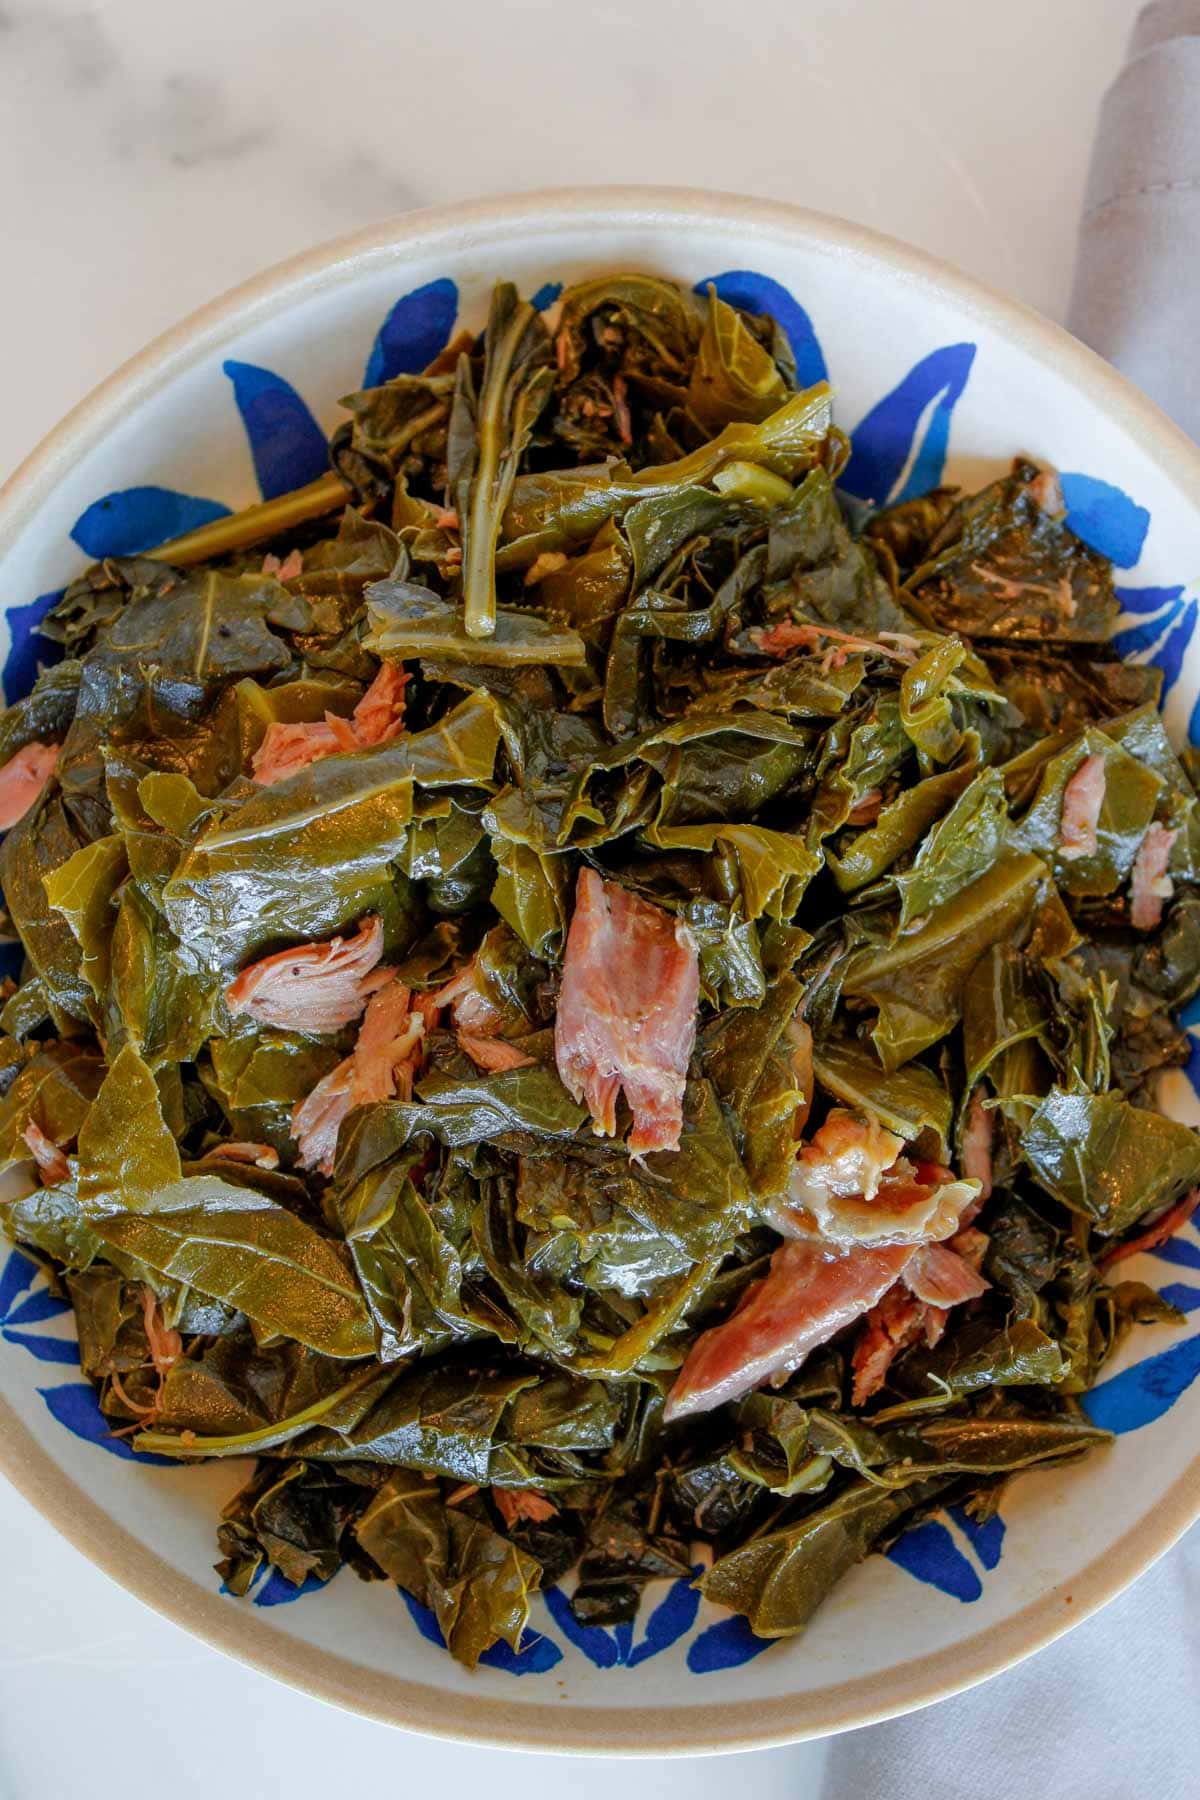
[1,273,1193,1670]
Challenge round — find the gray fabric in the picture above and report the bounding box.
[821,1522,1200,1799]
[825,14,1200,1791]
[1069,2,1200,438]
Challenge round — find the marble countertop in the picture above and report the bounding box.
[0,2,1145,1795]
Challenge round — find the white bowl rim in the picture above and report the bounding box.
[1,183,1199,1755]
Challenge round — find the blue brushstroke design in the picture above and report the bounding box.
[363,279,458,387]
[626,1574,702,1668]
[0,1251,92,1365]
[5,1287,71,1326]
[1060,473,1150,568]
[1110,607,1183,662]
[1178,994,1200,1092]
[1111,583,1199,703]
[542,1585,621,1667]
[1150,599,1198,696]
[686,1612,776,1674]
[0,1248,36,1317]
[886,1519,982,1601]
[3,590,64,705]
[841,344,977,506]
[1084,1332,1200,1432]
[36,1384,180,1465]
[530,281,562,312]
[253,1568,331,1607]
[396,1589,561,1673]
[1114,583,1186,616]
[1156,1282,1200,1314]
[1185,1027,1200,1096]
[71,488,230,559]
[694,271,828,387]
[947,1506,1006,1571]
[4,1330,81,1364]
[0,1254,77,1361]
[223,361,328,499]
[1150,1235,1200,1272]
[399,1588,444,1648]
[478,1631,562,1675]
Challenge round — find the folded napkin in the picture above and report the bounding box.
[820,1523,1200,1799]
[1069,0,1200,437]
[824,11,1200,1791]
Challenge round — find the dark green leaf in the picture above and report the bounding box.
[700,1477,949,1637]
[355,1470,541,1667]
[811,1034,952,1161]
[365,582,586,666]
[1020,1087,1200,1234]
[908,461,1118,643]
[846,852,1046,1069]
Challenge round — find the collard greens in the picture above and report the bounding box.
[1,272,1196,1670]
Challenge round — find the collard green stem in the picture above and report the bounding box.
[147,471,350,566]
[459,284,553,638]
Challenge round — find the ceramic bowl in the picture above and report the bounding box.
[1,187,1199,1755]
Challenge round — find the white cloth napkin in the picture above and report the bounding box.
[825,9,1200,1790]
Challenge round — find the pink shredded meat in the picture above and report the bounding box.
[251,662,408,785]
[851,1286,947,1405]
[226,915,390,1035]
[1059,752,1106,861]
[846,789,883,826]
[195,1141,280,1170]
[663,1239,913,1421]
[21,1121,69,1187]
[793,1108,905,1203]
[1130,822,1179,931]
[961,1087,994,1209]
[291,975,427,1174]
[850,1240,990,1404]
[290,1060,357,1177]
[786,1014,814,1136]
[251,718,346,785]
[902,1241,989,1307]
[524,551,569,586]
[352,978,425,1106]
[457,1032,535,1072]
[752,621,915,664]
[493,1488,559,1528]
[431,944,508,1035]
[778,1110,979,1249]
[555,868,699,1156]
[949,1225,990,1270]
[352,662,409,747]
[141,1286,182,1378]
[411,991,445,1034]
[0,742,59,829]
[611,373,633,446]
[262,549,304,580]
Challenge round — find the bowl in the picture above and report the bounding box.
[2,186,1199,1755]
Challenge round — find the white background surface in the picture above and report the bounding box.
[0,1,1150,1795]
